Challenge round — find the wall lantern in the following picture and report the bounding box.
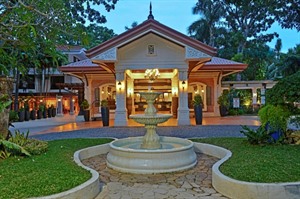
[117,81,122,91]
[182,81,186,90]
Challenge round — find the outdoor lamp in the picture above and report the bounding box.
[182,81,186,90]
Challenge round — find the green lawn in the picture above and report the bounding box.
[1,137,299,199]
[0,138,113,199]
[192,138,300,183]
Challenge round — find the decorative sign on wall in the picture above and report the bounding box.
[148,44,155,55]
[233,98,240,108]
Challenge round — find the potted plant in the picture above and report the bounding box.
[51,104,56,117]
[81,99,90,121]
[24,101,30,121]
[43,105,47,118]
[30,105,36,120]
[217,91,230,117]
[258,104,291,142]
[37,103,45,119]
[18,107,25,122]
[47,105,52,118]
[193,94,203,125]
[101,99,110,126]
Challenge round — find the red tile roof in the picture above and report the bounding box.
[202,57,247,70]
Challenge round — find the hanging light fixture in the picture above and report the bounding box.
[144,68,160,81]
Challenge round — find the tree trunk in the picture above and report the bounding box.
[14,70,20,111]
[0,77,14,139]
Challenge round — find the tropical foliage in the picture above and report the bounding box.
[189,0,300,81]
[0,130,48,159]
[267,71,300,106]
[1,0,118,75]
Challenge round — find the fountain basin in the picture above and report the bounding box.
[106,136,197,174]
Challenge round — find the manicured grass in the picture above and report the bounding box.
[0,138,113,199]
[192,138,300,183]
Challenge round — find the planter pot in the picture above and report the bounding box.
[219,106,228,117]
[25,110,30,121]
[51,108,56,117]
[43,110,47,118]
[18,111,25,122]
[37,110,42,119]
[47,108,52,118]
[101,107,110,126]
[30,110,36,120]
[83,110,90,121]
[265,122,283,143]
[194,105,202,125]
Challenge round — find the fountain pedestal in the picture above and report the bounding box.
[107,91,197,174]
[142,125,160,149]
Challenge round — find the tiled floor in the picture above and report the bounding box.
[31,115,260,135]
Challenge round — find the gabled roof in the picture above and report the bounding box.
[86,19,217,58]
[202,57,247,70]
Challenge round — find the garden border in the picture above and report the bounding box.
[193,142,300,199]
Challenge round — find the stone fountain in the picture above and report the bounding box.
[106,91,197,174]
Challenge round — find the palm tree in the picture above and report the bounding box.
[188,0,225,47]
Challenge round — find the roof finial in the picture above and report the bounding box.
[148,2,154,20]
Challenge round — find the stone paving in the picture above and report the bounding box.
[82,153,228,199]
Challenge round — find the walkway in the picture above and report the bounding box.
[10,114,260,140]
[83,154,227,199]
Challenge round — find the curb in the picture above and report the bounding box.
[193,142,300,199]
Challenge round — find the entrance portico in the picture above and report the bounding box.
[60,15,247,126]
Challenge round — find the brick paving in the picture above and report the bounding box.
[83,153,228,199]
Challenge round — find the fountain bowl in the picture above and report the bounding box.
[106,136,197,174]
[129,114,172,125]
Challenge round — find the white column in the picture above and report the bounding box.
[56,95,63,117]
[214,76,220,116]
[127,78,135,114]
[177,69,190,125]
[115,71,128,126]
[69,97,74,115]
[252,88,257,105]
[171,74,178,115]
[84,79,92,103]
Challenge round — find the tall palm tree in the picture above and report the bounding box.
[188,0,225,47]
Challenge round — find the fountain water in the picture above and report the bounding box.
[106,91,197,174]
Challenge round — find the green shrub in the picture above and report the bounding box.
[258,105,291,132]
[240,125,270,145]
[0,130,48,159]
[81,99,89,109]
[9,110,19,122]
[23,139,48,155]
[100,99,108,107]
[192,94,203,106]
[9,130,48,155]
[217,90,230,108]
